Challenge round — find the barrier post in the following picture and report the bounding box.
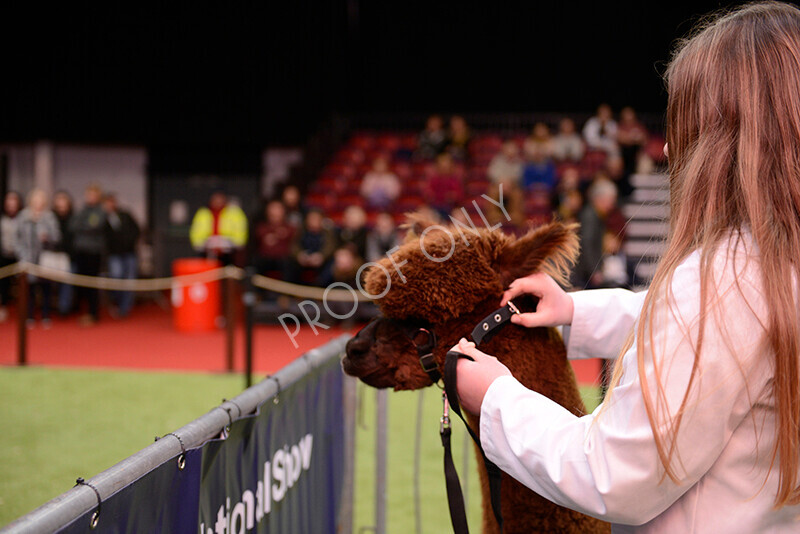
[17,272,28,366]
[338,374,356,534]
[242,267,256,389]
[225,275,235,372]
[375,388,387,534]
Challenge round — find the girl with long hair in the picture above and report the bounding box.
[454,2,800,530]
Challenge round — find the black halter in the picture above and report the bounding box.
[407,301,522,534]
[411,301,521,385]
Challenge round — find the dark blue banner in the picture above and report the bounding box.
[58,359,345,534]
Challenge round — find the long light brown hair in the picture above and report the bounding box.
[609,1,800,508]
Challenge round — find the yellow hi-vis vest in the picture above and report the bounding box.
[189,205,248,250]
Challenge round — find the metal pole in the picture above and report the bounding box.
[413,389,424,534]
[375,388,388,534]
[338,375,357,534]
[17,273,28,366]
[242,268,255,389]
[225,276,235,373]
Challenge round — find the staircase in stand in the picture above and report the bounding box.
[622,172,669,291]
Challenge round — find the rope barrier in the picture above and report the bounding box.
[0,261,377,302]
[251,273,374,302]
[6,262,243,291]
[0,262,22,281]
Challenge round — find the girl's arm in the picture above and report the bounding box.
[476,250,770,524]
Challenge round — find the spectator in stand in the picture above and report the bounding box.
[52,190,75,316]
[427,152,464,218]
[103,193,140,318]
[360,156,401,210]
[331,246,361,288]
[582,103,620,158]
[616,106,649,198]
[281,184,304,228]
[522,149,557,193]
[337,205,369,261]
[523,122,555,161]
[487,140,523,187]
[484,179,526,233]
[327,244,364,322]
[189,189,248,266]
[0,191,22,322]
[553,166,584,223]
[16,188,60,328]
[558,189,584,225]
[252,199,296,281]
[573,178,620,289]
[551,117,586,162]
[415,114,448,160]
[446,115,472,161]
[290,209,336,287]
[70,184,107,326]
[366,212,400,262]
[600,231,629,289]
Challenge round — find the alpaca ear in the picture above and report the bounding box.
[494,221,580,288]
[401,210,440,238]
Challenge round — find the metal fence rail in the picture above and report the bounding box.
[1,334,353,534]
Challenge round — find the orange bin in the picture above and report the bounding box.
[171,258,221,332]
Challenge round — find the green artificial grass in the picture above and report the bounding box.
[353,383,602,533]
[0,366,245,526]
[0,366,601,532]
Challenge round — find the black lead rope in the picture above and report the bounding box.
[443,350,505,533]
[438,301,520,534]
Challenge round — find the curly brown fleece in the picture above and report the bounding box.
[343,217,610,534]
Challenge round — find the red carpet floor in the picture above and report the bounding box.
[0,302,602,384]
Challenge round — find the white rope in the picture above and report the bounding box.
[7,262,244,291]
[0,262,22,281]
[0,261,376,302]
[250,274,374,302]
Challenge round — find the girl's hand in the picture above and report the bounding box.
[501,272,574,328]
[451,338,511,415]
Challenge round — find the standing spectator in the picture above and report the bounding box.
[415,114,448,160]
[616,106,648,198]
[523,122,555,161]
[366,212,400,262]
[487,140,523,187]
[70,184,107,325]
[103,193,140,318]
[360,156,401,210]
[446,115,472,161]
[0,191,22,322]
[290,209,336,287]
[281,184,304,228]
[551,117,586,162]
[189,189,248,266]
[582,103,620,157]
[427,152,464,218]
[574,178,619,289]
[252,199,296,280]
[52,191,75,316]
[15,189,60,328]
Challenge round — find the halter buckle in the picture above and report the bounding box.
[440,392,451,434]
[507,299,521,315]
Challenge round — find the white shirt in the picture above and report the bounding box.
[480,233,800,532]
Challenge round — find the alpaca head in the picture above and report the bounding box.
[342,214,579,390]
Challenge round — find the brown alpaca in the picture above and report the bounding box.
[342,217,610,534]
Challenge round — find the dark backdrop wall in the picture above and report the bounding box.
[0,1,755,149]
